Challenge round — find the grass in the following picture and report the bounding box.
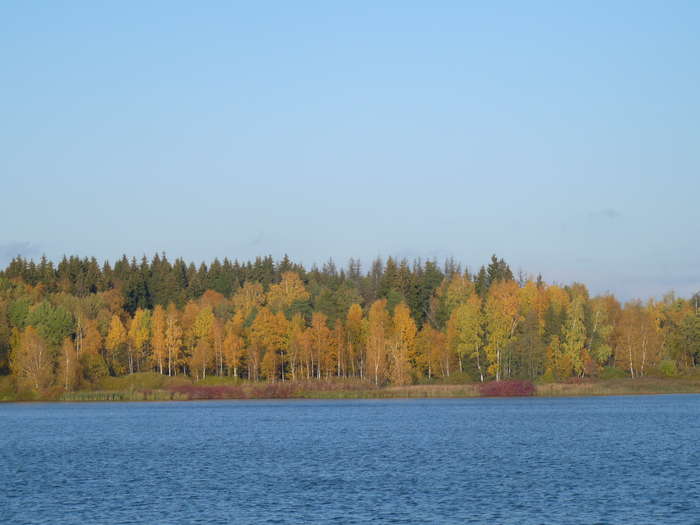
[98,372,190,392]
[309,384,481,399]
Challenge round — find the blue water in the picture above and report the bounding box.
[2,396,700,524]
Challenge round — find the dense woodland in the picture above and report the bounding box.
[1,253,699,394]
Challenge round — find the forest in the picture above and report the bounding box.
[1,253,699,397]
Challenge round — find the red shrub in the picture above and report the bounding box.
[166,378,378,400]
[249,383,297,399]
[478,380,535,397]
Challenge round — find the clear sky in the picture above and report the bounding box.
[1,1,698,300]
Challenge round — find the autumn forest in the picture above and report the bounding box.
[1,253,699,397]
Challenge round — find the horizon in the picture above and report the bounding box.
[2,250,697,303]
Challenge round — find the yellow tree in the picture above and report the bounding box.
[79,317,107,385]
[519,280,549,333]
[345,303,365,379]
[250,307,289,381]
[193,306,214,343]
[389,303,416,385]
[320,325,338,378]
[189,306,215,377]
[309,312,331,379]
[366,299,390,385]
[299,327,314,379]
[445,273,476,315]
[647,300,666,367]
[260,346,278,381]
[128,309,151,374]
[164,303,183,376]
[266,272,310,313]
[518,280,538,316]
[200,289,227,313]
[105,314,128,375]
[447,295,485,381]
[233,282,265,318]
[10,326,53,392]
[414,324,446,379]
[587,295,616,370]
[58,337,79,391]
[181,300,200,334]
[546,335,565,379]
[484,280,521,380]
[615,301,662,377]
[547,284,570,331]
[82,318,103,356]
[190,339,212,380]
[271,311,290,380]
[245,328,262,381]
[212,318,225,376]
[151,305,167,374]
[259,311,289,380]
[223,311,246,378]
[332,323,347,378]
[180,300,201,371]
[286,313,306,380]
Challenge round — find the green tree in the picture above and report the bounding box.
[447,295,484,380]
[26,301,73,347]
[668,312,700,369]
[562,296,587,377]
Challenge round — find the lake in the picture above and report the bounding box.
[2,396,699,524]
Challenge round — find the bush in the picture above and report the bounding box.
[599,366,627,379]
[658,360,678,377]
[196,376,243,386]
[479,380,535,397]
[79,353,109,386]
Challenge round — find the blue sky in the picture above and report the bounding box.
[1,1,698,300]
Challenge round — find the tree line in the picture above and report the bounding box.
[1,253,699,393]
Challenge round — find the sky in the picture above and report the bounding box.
[1,1,698,300]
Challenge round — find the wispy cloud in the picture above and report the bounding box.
[589,208,621,220]
[244,231,264,248]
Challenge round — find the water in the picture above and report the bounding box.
[2,396,700,525]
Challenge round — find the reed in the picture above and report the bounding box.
[59,390,187,402]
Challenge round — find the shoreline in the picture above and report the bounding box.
[3,376,700,403]
[3,392,700,404]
